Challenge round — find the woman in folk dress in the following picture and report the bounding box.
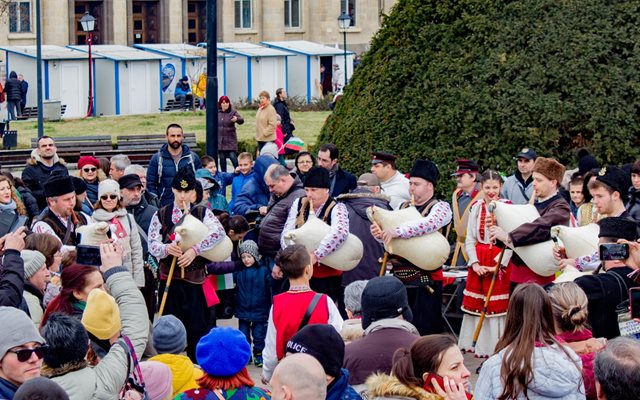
[458,170,514,357]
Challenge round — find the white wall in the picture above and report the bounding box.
[225,55,248,103]
[252,57,287,101]
[94,59,116,116]
[51,60,87,118]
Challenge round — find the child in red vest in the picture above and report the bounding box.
[260,244,343,383]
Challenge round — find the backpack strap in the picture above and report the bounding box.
[298,292,323,331]
[156,151,163,187]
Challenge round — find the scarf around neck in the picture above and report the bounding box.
[91,207,127,221]
[0,200,17,212]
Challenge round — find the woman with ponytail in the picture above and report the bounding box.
[475,283,585,399]
[549,282,603,399]
[41,264,104,326]
[366,334,471,400]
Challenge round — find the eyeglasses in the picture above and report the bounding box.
[8,345,48,362]
[83,167,97,173]
[100,194,118,201]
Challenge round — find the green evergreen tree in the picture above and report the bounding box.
[320,0,640,195]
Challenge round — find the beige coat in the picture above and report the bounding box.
[255,103,277,142]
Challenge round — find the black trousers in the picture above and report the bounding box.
[310,275,344,305]
[406,282,444,335]
[158,279,211,362]
[218,151,238,173]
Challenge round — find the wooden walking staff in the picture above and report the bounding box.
[157,200,188,317]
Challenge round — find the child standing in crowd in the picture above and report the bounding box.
[196,168,229,213]
[229,152,254,212]
[568,176,585,224]
[206,240,272,367]
[458,170,513,357]
[201,155,234,197]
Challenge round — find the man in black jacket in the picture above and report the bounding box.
[4,71,22,120]
[21,136,69,210]
[0,227,27,308]
[120,174,158,318]
[317,143,357,198]
[261,164,305,294]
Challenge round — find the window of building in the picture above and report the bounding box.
[284,0,300,28]
[340,0,356,27]
[9,1,32,33]
[234,0,252,29]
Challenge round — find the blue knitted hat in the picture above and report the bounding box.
[196,327,251,377]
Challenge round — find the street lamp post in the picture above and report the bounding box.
[80,12,96,117]
[337,12,351,89]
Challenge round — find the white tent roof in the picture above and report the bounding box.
[217,42,294,58]
[67,45,168,61]
[0,45,103,60]
[261,40,355,56]
[133,43,231,59]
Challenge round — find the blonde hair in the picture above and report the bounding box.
[0,175,27,216]
[548,282,589,333]
[76,168,107,182]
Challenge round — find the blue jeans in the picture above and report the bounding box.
[238,319,268,354]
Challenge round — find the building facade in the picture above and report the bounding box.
[0,0,397,55]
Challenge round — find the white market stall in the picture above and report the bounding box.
[0,45,102,119]
[261,40,355,103]
[67,45,167,116]
[217,42,293,103]
[134,43,232,108]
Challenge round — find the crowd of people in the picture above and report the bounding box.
[1,119,640,400]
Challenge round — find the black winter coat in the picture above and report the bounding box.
[0,249,25,308]
[126,195,158,256]
[257,176,305,258]
[331,168,357,198]
[17,186,39,221]
[4,72,22,102]
[337,189,392,285]
[22,158,69,210]
[273,98,293,137]
[626,187,640,222]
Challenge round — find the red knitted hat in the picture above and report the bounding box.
[77,156,100,170]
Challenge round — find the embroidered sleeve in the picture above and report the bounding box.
[575,251,600,272]
[465,202,481,266]
[280,198,300,249]
[394,201,453,239]
[148,212,169,259]
[192,209,226,255]
[32,221,60,241]
[315,202,349,260]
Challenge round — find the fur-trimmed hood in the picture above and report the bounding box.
[366,374,442,400]
[41,359,88,378]
[26,148,65,166]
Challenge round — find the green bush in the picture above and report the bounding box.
[319,0,640,195]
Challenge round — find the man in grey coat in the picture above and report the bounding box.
[501,147,537,204]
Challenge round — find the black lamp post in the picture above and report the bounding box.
[80,12,96,117]
[337,12,351,89]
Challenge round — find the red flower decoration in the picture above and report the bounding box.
[168,232,176,242]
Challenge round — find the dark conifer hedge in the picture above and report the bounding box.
[319,0,640,195]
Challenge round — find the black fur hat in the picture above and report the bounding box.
[303,167,331,189]
[409,159,440,186]
[40,313,89,368]
[172,166,196,191]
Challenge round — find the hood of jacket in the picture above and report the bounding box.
[27,148,64,166]
[42,362,97,400]
[366,373,442,400]
[364,318,419,336]
[150,353,203,397]
[253,155,280,193]
[337,190,391,219]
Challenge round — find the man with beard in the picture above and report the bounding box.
[120,173,158,318]
[317,143,356,198]
[32,175,88,252]
[147,124,202,207]
[22,136,68,210]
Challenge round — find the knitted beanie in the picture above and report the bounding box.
[139,361,173,400]
[77,156,100,171]
[98,179,121,200]
[0,307,44,361]
[196,327,251,377]
[21,250,46,279]
[152,315,187,354]
[81,289,121,340]
[238,240,261,262]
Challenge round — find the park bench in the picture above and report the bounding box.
[162,98,202,112]
[107,133,199,166]
[0,149,35,170]
[18,105,68,120]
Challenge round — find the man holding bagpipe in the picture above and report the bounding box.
[148,167,226,361]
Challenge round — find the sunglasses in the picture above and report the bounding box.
[8,345,48,362]
[100,194,118,201]
[83,167,97,173]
